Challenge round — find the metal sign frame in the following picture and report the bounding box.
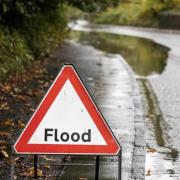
[14,64,122,179]
[32,150,122,180]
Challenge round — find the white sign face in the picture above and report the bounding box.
[14,65,120,155]
[28,80,106,145]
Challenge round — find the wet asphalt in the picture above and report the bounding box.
[69,20,180,179]
[52,42,144,179]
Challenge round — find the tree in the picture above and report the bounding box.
[65,0,121,12]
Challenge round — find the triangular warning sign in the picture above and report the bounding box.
[14,65,120,155]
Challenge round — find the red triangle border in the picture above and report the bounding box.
[14,65,120,155]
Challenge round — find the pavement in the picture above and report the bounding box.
[52,41,145,179]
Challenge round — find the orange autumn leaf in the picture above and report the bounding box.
[0,131,10,137]
[147,148,157,153]
[1,118,14,127]
[20,167,43,177]
[3,85,12,92]
[18,120,26,129]
[1,150,9,158]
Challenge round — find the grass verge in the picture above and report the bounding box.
[92,1,180,28]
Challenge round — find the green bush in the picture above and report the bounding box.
[0,1,68,80]
[92,0,180,27]
[63,4,84,21]
[65,0,121,12]
[0,27,33,79]
[93,2,159,27]
[20,4,68,57]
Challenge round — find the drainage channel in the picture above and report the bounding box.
[138,78,178,179]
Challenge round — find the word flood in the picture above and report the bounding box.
[44,129,91,142]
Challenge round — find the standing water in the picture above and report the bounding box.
[69,30,179,179]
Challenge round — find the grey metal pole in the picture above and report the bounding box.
[11,147,15,180]
[34,155,38,179]
[95,156,100,180]
[118,149,122,180]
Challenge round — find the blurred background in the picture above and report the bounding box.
[0,0,180,79]
[0,0,180,80]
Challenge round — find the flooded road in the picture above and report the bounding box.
[1,20,180,179]
[70,31,168,76]
[52,42,141,179]
[68,22,180,179]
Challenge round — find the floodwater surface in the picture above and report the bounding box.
[70,31,168,76]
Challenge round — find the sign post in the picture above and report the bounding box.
[95,156,100,180]
[118,149,122,180]
[14,64,121,178]
[34,155,38,179]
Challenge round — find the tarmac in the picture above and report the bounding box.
[53,41,145,179]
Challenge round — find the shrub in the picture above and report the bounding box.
[0,27,33,79]
[93,2,159,27]
[0,1,68,79]
[92,0,180,27]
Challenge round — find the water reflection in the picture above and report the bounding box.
[70,31,169,76]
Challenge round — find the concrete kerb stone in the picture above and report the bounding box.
[119,54,145,180]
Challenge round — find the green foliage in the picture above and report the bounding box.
[65,0,121,12]
[0,1,68,79]
[0,0,61,26]
[174,0,180,11]
[92,0,180,27]
[20,4,67,57]
[93,2,159,26]
[63,4,84,21]
[0,27,33,79]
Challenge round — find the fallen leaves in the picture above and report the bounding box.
[0,101,9,110]
[0,145,7,150]
[14,156,25,162]
[13,87,22,94]
[0,131,10,137]
[20,167,43,177]
[1,118,14,127]
[146,169,151,176]
[41,156,55,162]
[14,157,21,162]
[14,94,27,101]
[147,148,157,153]
[0,140,8,145]
[18,120,26,129]
[3,85,12,92]
[0,150,9,158]
[0,59,59,177]
[43,165,51,170]
[145,113,155,119]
